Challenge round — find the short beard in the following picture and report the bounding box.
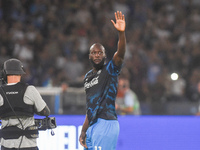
[90,58,105,70]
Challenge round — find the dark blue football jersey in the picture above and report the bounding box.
[84,59,122,125]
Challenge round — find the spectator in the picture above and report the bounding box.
[116,78,141,115]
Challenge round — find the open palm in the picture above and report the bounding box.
[111,11,126,32]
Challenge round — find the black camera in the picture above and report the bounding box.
[35,117,57,131]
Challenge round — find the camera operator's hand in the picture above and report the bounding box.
[79,131,87,148]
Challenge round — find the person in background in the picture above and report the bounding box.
[79,11,126,150]
[0,58,50,150]
[116,77,141,115]
[195,81,200,116]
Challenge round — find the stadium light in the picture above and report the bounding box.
[170,73,178,81]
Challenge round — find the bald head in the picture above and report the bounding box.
[89,43,106,71]
[90,43,105,53]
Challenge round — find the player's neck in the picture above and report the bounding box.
[92,68,97,73]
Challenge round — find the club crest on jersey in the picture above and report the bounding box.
[97,70,101,75]
[84,76,99,89]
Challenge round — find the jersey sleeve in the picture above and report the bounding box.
[24,85,47,112]
[106,59,122,76]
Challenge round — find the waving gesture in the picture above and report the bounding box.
[111,11,126,32]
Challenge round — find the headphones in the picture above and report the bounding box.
[0,59,26,85]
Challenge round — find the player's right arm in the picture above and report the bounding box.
[79,114,89,148]
[111,11,126,67]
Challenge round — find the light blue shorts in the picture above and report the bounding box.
[85,118,119,150]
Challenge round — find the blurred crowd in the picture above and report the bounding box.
[1,0,200,114]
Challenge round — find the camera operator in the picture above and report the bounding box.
[0,58,50,150]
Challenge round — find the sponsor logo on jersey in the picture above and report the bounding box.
[84,76,99,89]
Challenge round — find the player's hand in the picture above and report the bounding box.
[79,131,88,148]
[111,11,126,32]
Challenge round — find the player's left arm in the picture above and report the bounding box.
[79,114,89,148]
[111,11,126,66]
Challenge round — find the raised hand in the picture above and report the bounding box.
[111,11,126,32]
